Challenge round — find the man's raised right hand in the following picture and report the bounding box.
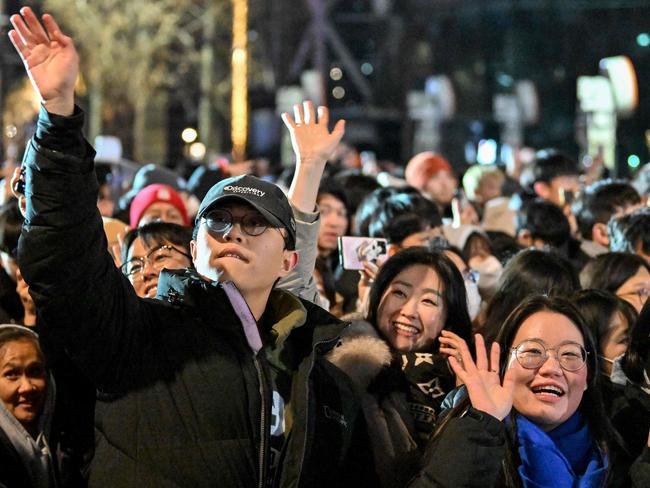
[8,7,78,116]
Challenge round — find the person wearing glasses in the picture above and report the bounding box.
[9,8,375,488]
[120,222,193,299]
[408,295,649,487]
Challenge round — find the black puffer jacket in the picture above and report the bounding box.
[18,107,375,488]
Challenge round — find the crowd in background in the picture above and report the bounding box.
[0,5,649,488]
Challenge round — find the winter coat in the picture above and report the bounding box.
[17,107,375,488]
[328,320,455,488]
[408,390,650,488]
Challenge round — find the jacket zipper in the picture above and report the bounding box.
[293,336,341,485]
[254,355,268,488]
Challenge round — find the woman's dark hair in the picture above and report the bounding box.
[122,222,193,265]
[365,247,472,350]
[573,289,637,361]
[493,295,614,485]
[621,297,650,383]
[482,249,580,342]
[580,252,650,292]
[433,295,616,486]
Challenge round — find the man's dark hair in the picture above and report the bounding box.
[317,178,350,219]
[608,207,650,255]
[518,199,570,248]
[532,149,580,185]
[0,200,24,256]
[366,192,442,244]
[123,222,193,264]
[332,171,380,217]
[573,179,640,241]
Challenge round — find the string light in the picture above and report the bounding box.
[231,0,248,162]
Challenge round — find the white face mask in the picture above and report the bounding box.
[599,353,627,385]
[465,278,482,321]
[471,255,503,298]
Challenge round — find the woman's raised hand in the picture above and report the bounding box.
[281,101,345,166]
[8,7,78,116]
[439,331,515,421]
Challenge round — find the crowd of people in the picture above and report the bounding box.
[0,6,648,488]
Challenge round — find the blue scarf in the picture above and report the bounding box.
[515,412,607,488]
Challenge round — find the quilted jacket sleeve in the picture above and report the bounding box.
[407,408,506,487]
[17,107,150,391]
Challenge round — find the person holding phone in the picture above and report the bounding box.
[328,247,472,487]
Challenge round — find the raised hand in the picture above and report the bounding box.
[282,101,345,166]
[8,7,78,116]
[439,331,515,421]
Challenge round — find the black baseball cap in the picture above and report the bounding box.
[196,175,296,249]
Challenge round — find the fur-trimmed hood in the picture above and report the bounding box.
[327,320,393,391]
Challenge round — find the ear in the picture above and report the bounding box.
[279,250,299,277]
[190,239,197,263]
[517,229,532,247]
[591,223,609,247]
[533,181,550,200]
[387,243,400,257]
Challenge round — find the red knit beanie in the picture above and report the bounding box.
[404,152,454,190]
[129,184,189,227]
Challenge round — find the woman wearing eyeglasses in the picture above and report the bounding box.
[406,295,649,487]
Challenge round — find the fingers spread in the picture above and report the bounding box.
[281,112,296,129]
[447,355,467,380]
[317,106,329,127]
[490,342,501,374]
[8,30,29,61]
[9,14,32,47]
[20,7,49,43]
[293,103,304,125]
[475,334,488,371]
[41,14,65,44]
[331,119,346,140]
[303,100,315,124]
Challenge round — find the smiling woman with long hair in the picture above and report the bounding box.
[328,247,472,487]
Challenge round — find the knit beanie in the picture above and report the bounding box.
[129,184,189,227]
[404,152,454,190]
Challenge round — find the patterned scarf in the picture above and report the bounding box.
[398,352,456,444]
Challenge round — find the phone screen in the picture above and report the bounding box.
[338,236,389,270]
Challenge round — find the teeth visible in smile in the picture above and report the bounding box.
[532,385,564,396]
[223,253,242,259]
[394,323,419,334]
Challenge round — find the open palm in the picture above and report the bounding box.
[282,101,345,165]
[9,8,78,114]
[439,331,515,421]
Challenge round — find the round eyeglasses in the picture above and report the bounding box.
[121,245,192,278]
[510,339,588,372]
[204,209,270,237]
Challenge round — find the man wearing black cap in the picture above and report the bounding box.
[10,8,374,488]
